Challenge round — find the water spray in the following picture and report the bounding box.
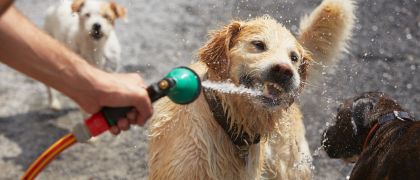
[22,67,201,180]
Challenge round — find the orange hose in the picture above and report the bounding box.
[22,133,77,180]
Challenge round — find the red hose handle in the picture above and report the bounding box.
[83,78,173,137]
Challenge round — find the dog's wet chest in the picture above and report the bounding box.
[206,129,263,179]
[77,42,106,66]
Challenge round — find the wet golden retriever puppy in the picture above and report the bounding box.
[149,0,355,179]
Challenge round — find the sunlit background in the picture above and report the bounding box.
[0,0,419,179]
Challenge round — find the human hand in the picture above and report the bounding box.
[71,71,153,135]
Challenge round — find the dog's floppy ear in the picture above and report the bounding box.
[352,98,376,127]
[298,0,355,79]
[322,102,363,159]
[71,0,85,13]
[199,21,241,80]
[110,2,127,19]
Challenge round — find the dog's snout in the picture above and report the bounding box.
[271,64,293,78]
[263,63,295,91]
[92,23,101,30]
[90,23,104,40]
[268,64,294,86]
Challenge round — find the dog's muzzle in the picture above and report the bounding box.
[260,64,296,107]
[265,63,294,92]
[239,63,296,107]
[90,23,103,40]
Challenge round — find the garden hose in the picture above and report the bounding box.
[22,67,201,180]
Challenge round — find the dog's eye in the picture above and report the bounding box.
[290,51,299,63]
[85,13,90,18]
[251,40,266,51]
[103,14,110,21]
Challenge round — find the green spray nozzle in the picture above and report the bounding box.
[164,66,201,104]
[101,66,201,126]
[147,66,201,104]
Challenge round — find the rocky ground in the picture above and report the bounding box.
[0,0,419,179]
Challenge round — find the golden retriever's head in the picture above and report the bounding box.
[199,16,312,108]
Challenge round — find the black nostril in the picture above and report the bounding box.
[271,64,293,78]
[92,23,101,30]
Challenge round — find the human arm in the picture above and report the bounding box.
[0,0,13,16]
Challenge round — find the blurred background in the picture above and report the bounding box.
[0,0,419,179]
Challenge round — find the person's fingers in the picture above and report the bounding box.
[117,118,130,131]
[109,126,120,135]
[127,109,137,124]
[134,88,153,126]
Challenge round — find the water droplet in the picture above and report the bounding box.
[379,49,385,54]
[371,25,378,31]
[382,73,392,80]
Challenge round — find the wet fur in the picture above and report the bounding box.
[324,93,420,180]
[149,0,355,179]
[299,0,355,78]
[352,122,420,180]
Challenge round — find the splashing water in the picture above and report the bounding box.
[313,124,330,157]
[201,80,263,97]
[293,153,315,171]
[312,145,324,157]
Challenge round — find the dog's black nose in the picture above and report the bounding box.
[269,63,294,84]
[92,23,101,31]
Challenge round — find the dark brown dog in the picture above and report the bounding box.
[322,92,420,180]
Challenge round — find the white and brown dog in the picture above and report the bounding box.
[149,0,355,179]
[44,0,126,110]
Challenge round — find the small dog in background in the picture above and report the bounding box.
[44,0,126,110]
[322,92,420,180]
